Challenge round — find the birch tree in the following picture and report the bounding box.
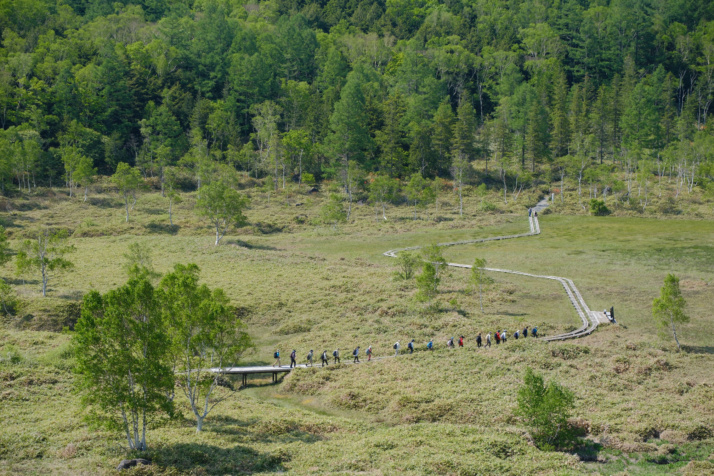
[470,257,492,312]
[368,174,397,220]
[112,162,143,222]
[15,228,74,297]
[652,274,689,351]
[195,181,249,245]
[160,264,252,432]
[73,277,175,451]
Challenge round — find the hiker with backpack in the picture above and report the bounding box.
[273,349,281,367]
[353,346,360,363]
[501,330,507,343]
[495,331,501,345]
[321,350,329,367]
[476,333,482,348]
[532,327,538,337]
[486,332,491,347]
[333,348,340,364]
[366,346,373,361]
[408,339,415,354]
[447,337,454,349]
[307,350,314,367]
[427,340,433,351]
[514,330,519,340]
[394,341,400,356]
[523,326,529,338]
[458,336,464,348]
[290,349,297,368]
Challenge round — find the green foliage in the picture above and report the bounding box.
[652,274,690,351]
[415,261,439,303]
[0,226,10,268]
[73,277,175,451]
[321,193,347,230]
[16,229,75,297]
[421,243,446,278]
[195,181,249,245]
[589,199,610,216]
[470,257,493,312]
[516,368,577,450]
[0,279,18,316]
[160,263,252,431]
[393,251,419,281]
[123,242,160,281]
[112,163,143,223]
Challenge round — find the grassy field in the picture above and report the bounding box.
[1,180,714,475]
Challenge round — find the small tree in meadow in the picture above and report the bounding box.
[470,257,493,312]
[112,162,143,222]
[394,251,419,281]
[369,174,397,221]
[516,367,577,450]
[15,228,75,297]
[73,277,175,451]
[415,261,439,304]
[652,273,689,351]
[160,264,252,432]
[321,193,347,230]
[195,181,249,245]
[421,243,447,278]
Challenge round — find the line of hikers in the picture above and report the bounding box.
[271,326,538,368]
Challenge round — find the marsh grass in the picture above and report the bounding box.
[0,180,713,474]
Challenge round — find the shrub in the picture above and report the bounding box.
[589,199,610,216]
[516,367,577,450]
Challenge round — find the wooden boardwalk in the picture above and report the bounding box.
[383,198,607,342]
[214,359,381,384]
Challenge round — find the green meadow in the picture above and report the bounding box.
[1,185,713,475]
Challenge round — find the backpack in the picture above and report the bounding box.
[333,350,337,357]
[366,348,372,355]
[274,352,279,358]
[393,343,397,349]
[291,351,296,359]
[427,342,433,349]
[353,349,358,356]
[408,342,413,350]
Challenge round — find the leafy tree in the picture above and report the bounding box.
[369,174,397,220]
[123,242,160,282]
[589,199,610,216]
[0,226,10,268]
[282,129,311,187]
[112,163,143,222]
[73,277,174,451]
[415,261,439,303]
[160,264,252,432]
[164,167,182,226]
[74,155,97,202]
[195,181,249,246]
[394,251,419,281]
[516,367,577,450]
[0,279,17,316]
[405,173,434,220]
[321,193,347,230]
[16,229,74,297]
[652,274,689,351]
[421,243,446,279]
[470,257,493,312]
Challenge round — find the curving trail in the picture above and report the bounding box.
[383,200,606,341]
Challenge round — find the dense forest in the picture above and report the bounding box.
[1,0,714,198]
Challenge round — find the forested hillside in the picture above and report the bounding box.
[1,0,714,197]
